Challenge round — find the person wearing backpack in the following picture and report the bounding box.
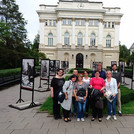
[61,75,77,122]
[73,74,88,122]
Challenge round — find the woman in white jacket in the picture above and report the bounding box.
[105,70,118,120]
[61,75,77,122]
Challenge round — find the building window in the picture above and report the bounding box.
[62,19,66,25]
[104,22,107,28]
[76,19,80,26]
[94,20,98,26]
[64,32,70,45]
[89,20,93,26]
[49,20,52,26]
[108,22,111,28]
[45,20,48,26]
[48,33,53,46]
[106,35,111,47]
[112,22,114,28]
[81,19,85,26]
[90,33,96,46]
[68,19,72,25]
[77,32,83,46]
[53,20,56,26]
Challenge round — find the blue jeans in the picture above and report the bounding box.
[77,99,87,119]
[107,95,117,116]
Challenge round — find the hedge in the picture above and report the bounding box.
[68,68,93,74]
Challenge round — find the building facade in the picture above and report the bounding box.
[130,43,134,55]
[37,0,123,69]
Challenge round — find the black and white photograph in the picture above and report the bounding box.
[111,61,117,66]
[119,61,125,73]
[93,62,98,70]
[21,59,34,90]
[61,61,66,69]
[65,61,69,69]
[55,60,60,71]
[41,60,49,79]
[50,60,56,76]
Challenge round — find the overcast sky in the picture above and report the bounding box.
[16,0,134,48]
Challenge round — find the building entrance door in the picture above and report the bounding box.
[76,53,83,68]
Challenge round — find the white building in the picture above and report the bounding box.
[37,0,123,69]
[130,43,134,55]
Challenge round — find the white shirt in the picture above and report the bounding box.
[105,78,118,94]
[83,77,90,89]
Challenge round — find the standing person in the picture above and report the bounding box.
[83,70,91,117]
[105,71,118,120]
[61,75,77,122]
[92,62,106,80]
[112,64,122,116]
[50,69,65,120]
[90,70,105,122]
[68,69,78,117]
[73,74,88,122]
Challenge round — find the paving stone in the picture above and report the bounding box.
[66,127,83,134]
[0,129,14,134]
[11,129,31,134]
[100,128,119,134]
[84,128,101,134]
[121,121,134,128]
[90,120,107,128]
[30,128,49,134]
[117,128,134,134]
[48,128,65,134]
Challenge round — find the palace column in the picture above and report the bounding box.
[71,18,75,49]
[39,19,45,47]
[115,22,120,46]
[57,18,62,48]
[85,19,89,49]
[98,19,103,46]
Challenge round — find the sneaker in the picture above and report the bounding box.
[77,118,80,122]
[106,115,111,120]
[81,118,85,122]
[118,111,122,116]
[113,115,117,120]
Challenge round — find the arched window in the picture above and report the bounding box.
[106,35,111,47]
[77,32,83,46]
[90,33,96,46]
[64,32,70,45]
[48,33,53,46]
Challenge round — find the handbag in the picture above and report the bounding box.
[90,88,100,99]
[104,90,113,102]
[95,97,103,109]
[57,81,71,103]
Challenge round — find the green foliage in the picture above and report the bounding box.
[0,68,21,78]
[68,68,92,74]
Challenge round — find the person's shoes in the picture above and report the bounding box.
[77,118,80,122]
[54,116,58,120]
[113,115,117,120]
[85,113,88,118]
[91,117,95,121]
[67,118,71,121]
[58,115,62,119]
[64,118,68,122]
[81,118,85,122]
[118,111,122,116]
[98,118,102,122]
[106,115,111,120]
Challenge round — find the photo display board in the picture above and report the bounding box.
[55,60,60,71]
[119,61,125,73]
[133,62,134,80]
[41,60,50,79]
[21,58,35,90]
[50,60,56,76]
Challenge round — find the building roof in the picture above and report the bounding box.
[130,43,134,49]
[59,0,102,3]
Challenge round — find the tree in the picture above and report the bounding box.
[0,0,27,49]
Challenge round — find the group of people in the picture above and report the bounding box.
[50,62,122,122]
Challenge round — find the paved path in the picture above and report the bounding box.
[0,77,134,134]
